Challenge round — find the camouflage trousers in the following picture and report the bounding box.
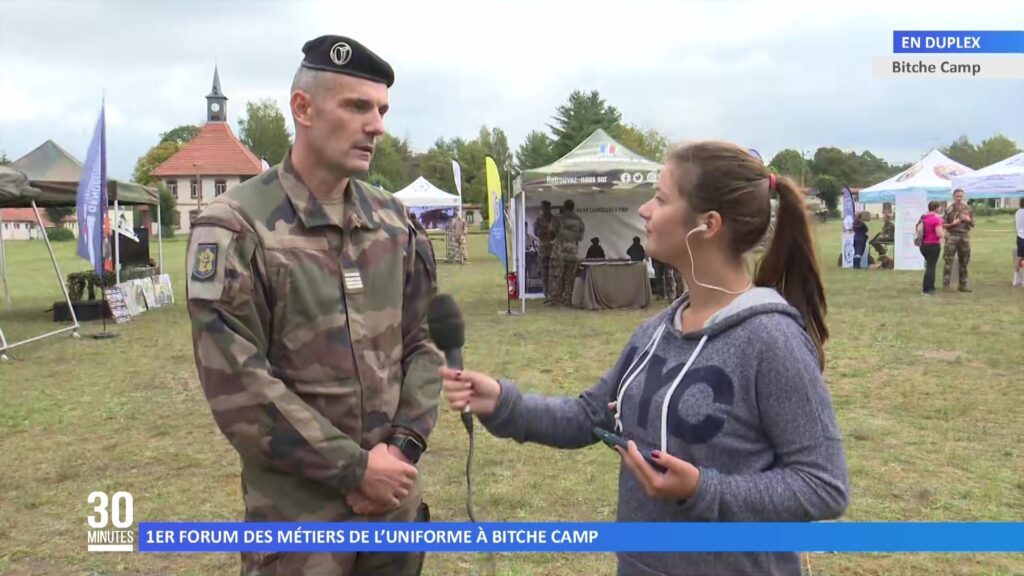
[539,249,552,300]
[455,235,468,264]
[942,233,971,289]
[548,256,580,305]
[241,476,428,576]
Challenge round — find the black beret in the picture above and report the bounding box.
[300,35,394,87]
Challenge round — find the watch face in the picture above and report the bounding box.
[210,103,221,113]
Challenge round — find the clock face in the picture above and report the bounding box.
[210,103,221,113]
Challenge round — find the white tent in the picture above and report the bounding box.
[858,149,974,203]
[952,153,1024,199]
[393,177,460,208]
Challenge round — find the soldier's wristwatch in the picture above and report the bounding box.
[388,434,424,465]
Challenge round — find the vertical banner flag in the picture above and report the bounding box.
[485,156,501,228]
[451,159,463,217]
[841,185,855,268]
[895,190,927,271]
[488,197,507,268]
[76,104,108,278]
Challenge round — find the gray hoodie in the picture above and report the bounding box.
[479,288,849,575]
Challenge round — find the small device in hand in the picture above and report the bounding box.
[593,427,666,473]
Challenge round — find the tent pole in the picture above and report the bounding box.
[33,200,79,332]
[0,211,9,306]
[157,201,163,275]
[520,190,527,316]
[114,199,120,285]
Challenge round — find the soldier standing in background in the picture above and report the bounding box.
[942,188,974,292]
[186,35,441,576]
[452,212,468,264]
[534,200,556,303]
[548,199,585,306]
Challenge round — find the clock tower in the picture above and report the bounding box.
[205,65,227,122]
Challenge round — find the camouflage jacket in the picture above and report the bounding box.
[551,211,585,258]
[186,154,442,516]
[533,211,555,250]
[943,202,974,235]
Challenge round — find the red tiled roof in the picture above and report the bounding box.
[1,207,62,226]
[151,122,263,177]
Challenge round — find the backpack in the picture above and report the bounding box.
[914,217,925,247]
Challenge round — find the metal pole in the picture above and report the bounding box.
[0,211,9,306]
[114,199,121,285]
[157,201,163,274]
[32,201,79,329]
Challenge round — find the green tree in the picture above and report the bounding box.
[617,124,669,162]
[132,141,181,186]
[975,134,1021,168]
[159,124,200,145]
[367,133,413,191]
[516,130,554,169]
[769,149,811,182]
[548,90,623,159]
[44,206,73,229]
[813,175,841,212]
[0,150,11,165]
[157,183,178,238]
[941,136,979,169]
[238,98,292,164]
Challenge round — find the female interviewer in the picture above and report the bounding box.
[441,142,849,576]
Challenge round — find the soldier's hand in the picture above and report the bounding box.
[440,367,501,416]
[346,489,396,516]
[360,443,417,508]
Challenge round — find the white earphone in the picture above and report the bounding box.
[685,221,752,295]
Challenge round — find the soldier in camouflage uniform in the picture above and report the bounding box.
[942,188,974,292]
[533,201,555,302]
[451,213,468,264]
[548,199,585,306]
[186,35,442,576]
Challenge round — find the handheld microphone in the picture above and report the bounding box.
[426,294,471,429]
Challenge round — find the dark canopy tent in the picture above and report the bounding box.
[8,140,162,285]
[0,167,80,360]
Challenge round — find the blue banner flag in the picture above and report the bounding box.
[841,186,855,231]
[893,31,1024,54]
[76,104,108,278]
[136,522,1024,553]
[488,197,507,267]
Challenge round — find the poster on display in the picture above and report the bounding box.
[895,190,928,270]
[103,287,132,324]
[140,277,158,309]
[120,280,148,316]
[841,233,855,267]
[409,207,456,231]
[154,274,174,306]
[520,192,648,297]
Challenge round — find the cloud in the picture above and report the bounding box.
[1,0,1021,179]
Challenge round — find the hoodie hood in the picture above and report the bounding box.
[663,287,805,338]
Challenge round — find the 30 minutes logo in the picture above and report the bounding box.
[86,491,135,552]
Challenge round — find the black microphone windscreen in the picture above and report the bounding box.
[427,294,465,351]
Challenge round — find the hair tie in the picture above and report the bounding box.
[769,173,777,192]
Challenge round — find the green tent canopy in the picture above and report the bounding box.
[9,140,158,207]
[521,128,662,194]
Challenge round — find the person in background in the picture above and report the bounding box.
[586,237,606,259]
[1014,198,1024,288]
[534,201,556,303]
[869,212,894,258]
[548,200,585,306]
[852,212,869,269]
[919,201,944,295]
[942,188,974,292]
[652,257,675,299]
[627,236,646,261]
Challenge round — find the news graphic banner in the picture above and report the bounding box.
[133,522,1024,553]
[877,30,1024,79]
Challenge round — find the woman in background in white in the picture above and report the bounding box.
[1014,198,1024,287]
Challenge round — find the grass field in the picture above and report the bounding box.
[1,216,1022,576]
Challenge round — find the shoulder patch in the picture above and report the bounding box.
[192,244,219,281]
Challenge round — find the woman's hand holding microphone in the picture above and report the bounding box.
[439,367,501,417]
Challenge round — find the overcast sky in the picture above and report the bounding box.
[1,0,1022,181]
